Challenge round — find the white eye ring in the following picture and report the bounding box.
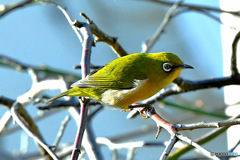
[163,63,172,72]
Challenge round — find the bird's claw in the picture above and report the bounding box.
[139,106,154,119]
[123,108,133,112]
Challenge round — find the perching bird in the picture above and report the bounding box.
[45,52,193,109]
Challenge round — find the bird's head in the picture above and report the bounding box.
[151,52,193,81]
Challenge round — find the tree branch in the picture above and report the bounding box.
[231,30,240,76]
[0,0,34,18]
[11,102,59,159]
[0,54,80,79]
[176,118,240,131]
[169,126,229,159]
[147,75,240,103]
[176,134,220,160]
[53,115,71,151]
[160,135,178,160]
[0,95,15,109]
[142,0,183,53]
[144,0,240,16]
[73,13,128,57]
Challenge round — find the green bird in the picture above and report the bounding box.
[45,52,193,109]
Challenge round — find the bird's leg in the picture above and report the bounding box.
[139,106,152,119]
[139,107,177,136]
[124,103,146,113]
[127,103,152,119]
[123,108,133,112]
[127,103,177,136]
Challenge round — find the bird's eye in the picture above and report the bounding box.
[163,63,172,72]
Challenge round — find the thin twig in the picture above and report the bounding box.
[78,23,93,77]
[41,0,83,43]
[0,111,11,134]
[228,138,240,154]
[231,30,240,76]
[17,69,68,105]
[160,135,178,160]
[135,107,177,135]
[53,115,71,151]
[0,54,80,78]
[67,106,102,160]
[0,95,15,109]
[3,109,61,136]
[175,118,240,131]
[126,147,136,160]
[176,134,219,160]
[71,99,89,160]
[147,75,240,103]
[80,13,128,57]
[11,102,59,160]
[83,125,103,160]
[72,14,128,57]
[168,115,240,159]
[96,137,167,150]
[144,0,240,16]
[176,8,222,24]
[169,126,229,159]
[142,0,183,53]
[71,17,95,160]
[0,0,34,17]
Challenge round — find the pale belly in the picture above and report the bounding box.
[100,78,168,109]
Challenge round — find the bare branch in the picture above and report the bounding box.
[69,11,97,160]
[73,13,128,57]
[17,69,68,105]
[71,99,89,160]
[160,135,178,160]
[144,0,240,16]
[168,114,240,159]
[53,115,71,151]
[83,125,103,160]
[231,30,240,76]
[176,134,220,160]
[0,111,11,134]
[0,54,79,78]
[176,118,240,131]
[11,102,59,159]
[146,75,240,103]
[0,0,34,18]
[3,109,61,136]
[0,95,15,109]
[41,0,83,43]
[142,0,184,53]
[126,147,136,160]
[176,8,222,24]
[96,137,168,150]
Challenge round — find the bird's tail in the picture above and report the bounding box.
[45,90,69,105]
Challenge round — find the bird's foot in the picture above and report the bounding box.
[139,106,154,119]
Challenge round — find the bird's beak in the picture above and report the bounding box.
[178,64,194,69]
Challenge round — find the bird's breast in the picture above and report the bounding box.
[100,78,165,109]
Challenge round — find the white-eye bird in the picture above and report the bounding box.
[46,52,193,109]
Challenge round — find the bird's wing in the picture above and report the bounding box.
[71,69,148,89]
[71,54,149,89]
[71,76,144,89]
[71,76,126,89]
